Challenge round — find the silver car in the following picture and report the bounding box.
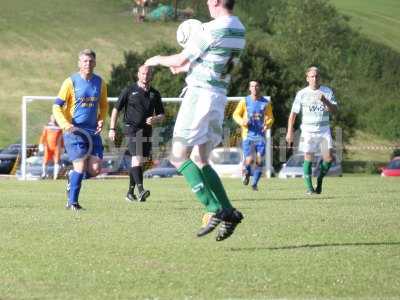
[278,153,342,179]
[143,159,179,178]
[208,147,244,178]
[16,154,72,180]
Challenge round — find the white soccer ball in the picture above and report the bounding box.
[176,19,203,48]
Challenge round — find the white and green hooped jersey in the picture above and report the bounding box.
[291,85,337,133]
[182,15,246,94]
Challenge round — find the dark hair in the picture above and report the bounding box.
[249,79,261,85]
[222,0,235,10]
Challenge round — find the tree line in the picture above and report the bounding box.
[109,0,400,143]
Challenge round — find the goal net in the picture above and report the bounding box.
[20,96,272,180]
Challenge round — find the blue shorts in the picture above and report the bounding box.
[64,130,104,162]
[242,137,266,158]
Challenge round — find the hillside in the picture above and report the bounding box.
[0,0,177,147]
[0,0,399,160]
[331,0,400,53]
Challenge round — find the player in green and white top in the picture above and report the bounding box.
[145,0,245,241]
[182,15,245,93]
[286,66,338,195]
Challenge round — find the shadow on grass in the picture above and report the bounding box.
[229,241,400,251]
[236,196,336,202]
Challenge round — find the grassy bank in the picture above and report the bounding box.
[331,0,400,53]
[0,0,176,146]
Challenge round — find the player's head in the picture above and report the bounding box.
[207,0,235,18]
[78,49,96,76]
[306,66,320,90]
[249,80,261,98]
[137,65,153,86]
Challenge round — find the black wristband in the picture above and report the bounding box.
[109,128,115,130]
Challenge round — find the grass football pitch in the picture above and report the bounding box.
[0,176,399,299]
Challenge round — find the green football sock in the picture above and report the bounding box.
[303,160,314,191]
[317,161,332,188]
[178,160,221,213]
[202,164,233,210]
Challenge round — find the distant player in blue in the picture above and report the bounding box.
[233,80,274,191]
[53,49,108,211]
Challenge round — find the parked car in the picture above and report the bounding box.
[143,159,179,178]
[6,143,37,156]
[0,147,20,174]
[380,156,400,177]
[278,153,342,179]
[16,154,72,180]
[0,143,39,175]
[208,147,244,178]
[98,153,130,177]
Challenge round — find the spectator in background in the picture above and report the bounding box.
[133,0,151,22]
[38,114,64,180]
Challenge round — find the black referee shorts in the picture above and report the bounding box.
[126,136,152,158]
[124,127,152,158]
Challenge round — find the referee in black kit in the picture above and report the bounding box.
[109,65,165,202]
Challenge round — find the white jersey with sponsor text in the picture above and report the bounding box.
[291,85,337,133]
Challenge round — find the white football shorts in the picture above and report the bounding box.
[173,86,226,147]
[299,128,333,154]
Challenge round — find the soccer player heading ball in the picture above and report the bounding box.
[286,66,338,195]
[145,0,246,241]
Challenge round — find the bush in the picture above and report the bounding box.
[391,149,400,159]
[107,44,184,149]
[364,161,381,175]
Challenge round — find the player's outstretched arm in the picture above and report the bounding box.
[170,62,190,74]
[145,52,189,68]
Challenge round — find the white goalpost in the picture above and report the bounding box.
[20,96,272,180]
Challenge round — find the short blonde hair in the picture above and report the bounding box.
[306,66,319,76]
[79,49,96,60]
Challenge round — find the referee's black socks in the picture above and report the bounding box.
[130,166,144,193]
